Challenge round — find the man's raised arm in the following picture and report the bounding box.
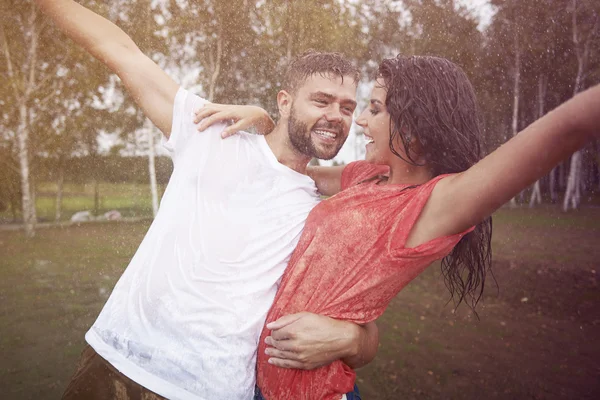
[35,0,179,137]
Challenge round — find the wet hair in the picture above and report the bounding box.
[378,55,494,312]
[283,50,360,94]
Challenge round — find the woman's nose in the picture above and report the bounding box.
[355,109,368,127]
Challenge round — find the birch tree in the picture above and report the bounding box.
[1,2,41,237]
[108,0,172,217]
[508,28,521,207]
[563,0,599,211]
[529,74,547,207]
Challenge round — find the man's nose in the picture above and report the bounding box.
[325,104,343,123]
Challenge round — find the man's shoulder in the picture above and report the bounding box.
[224,131,263,146]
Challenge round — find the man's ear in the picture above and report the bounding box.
[277,90,292,118]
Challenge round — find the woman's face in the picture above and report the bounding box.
[356,80,395,164]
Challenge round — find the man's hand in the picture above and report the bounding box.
[264,312,378,370]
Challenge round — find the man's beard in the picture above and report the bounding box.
[287,105,344,160]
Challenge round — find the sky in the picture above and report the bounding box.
[458,0,495,30]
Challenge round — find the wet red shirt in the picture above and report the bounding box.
[256,161,473,400]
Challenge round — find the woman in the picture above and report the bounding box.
[196,55,599,400]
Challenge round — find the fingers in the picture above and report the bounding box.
[265,335,297,351]
[221,120,245,138]
[196,112,232,132]
[193,104,216,124]
[266,312,306,331]
[264,347,299,361]
[264,336,307,369]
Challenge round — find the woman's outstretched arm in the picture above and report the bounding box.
[406,84,600,248]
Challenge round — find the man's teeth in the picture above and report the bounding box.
[314,130,336,138]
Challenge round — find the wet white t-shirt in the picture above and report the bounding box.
[86,87,320,400]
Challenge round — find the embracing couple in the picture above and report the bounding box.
[35,1,600,400]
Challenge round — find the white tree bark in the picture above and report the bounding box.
[17,103,37,236]
[563,0,597,211]
[144,118,159,217]
[2,5,39,237]
[529,74,547,207]
[564,151,583,210]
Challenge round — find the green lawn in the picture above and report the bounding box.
[0,182,166,223]
[1,206,599,399]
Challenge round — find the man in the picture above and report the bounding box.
[34,1,378,400]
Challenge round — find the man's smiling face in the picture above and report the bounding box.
[286,74,357,160]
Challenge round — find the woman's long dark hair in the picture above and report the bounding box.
[379,55,494,311]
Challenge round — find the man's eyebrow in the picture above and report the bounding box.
[311,91,357,108]
[310,91,336,99]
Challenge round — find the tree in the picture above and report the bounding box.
[563,0,599,211]
[1,1,42,236]
[108,0,174,217]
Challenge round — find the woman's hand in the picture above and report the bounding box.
[193,103,275,138]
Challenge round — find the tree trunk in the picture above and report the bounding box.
[30,170,36,220]
[529,181,542,208]
[207,20,223,102]
[55,157,65,222]
[549,166,558,203]
[559,162,566,190]
[17,103,36,237]
[6,5,39,237]
[93,177,100,217]
[285,0,295,62]
[145,118,159,217]
[529,74,547,208]
[10,192,18,222]
[564,151,583,210]
[563,0,595,211]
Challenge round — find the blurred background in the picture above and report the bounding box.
[1,0,599,399]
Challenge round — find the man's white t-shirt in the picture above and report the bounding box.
[85,87,320,400]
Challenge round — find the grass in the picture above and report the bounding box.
[0,203,599,399]
[0,182,166,223]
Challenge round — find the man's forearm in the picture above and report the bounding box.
[35,0,140,72]
[341,321,379,369]
[265,312,380,370]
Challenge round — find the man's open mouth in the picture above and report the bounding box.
[313,129,337,139]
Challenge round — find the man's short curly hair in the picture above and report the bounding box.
[283,50,360,94]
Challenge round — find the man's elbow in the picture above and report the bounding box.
[95,42,143,75]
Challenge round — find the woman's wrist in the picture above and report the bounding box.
[254,107,275,135]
